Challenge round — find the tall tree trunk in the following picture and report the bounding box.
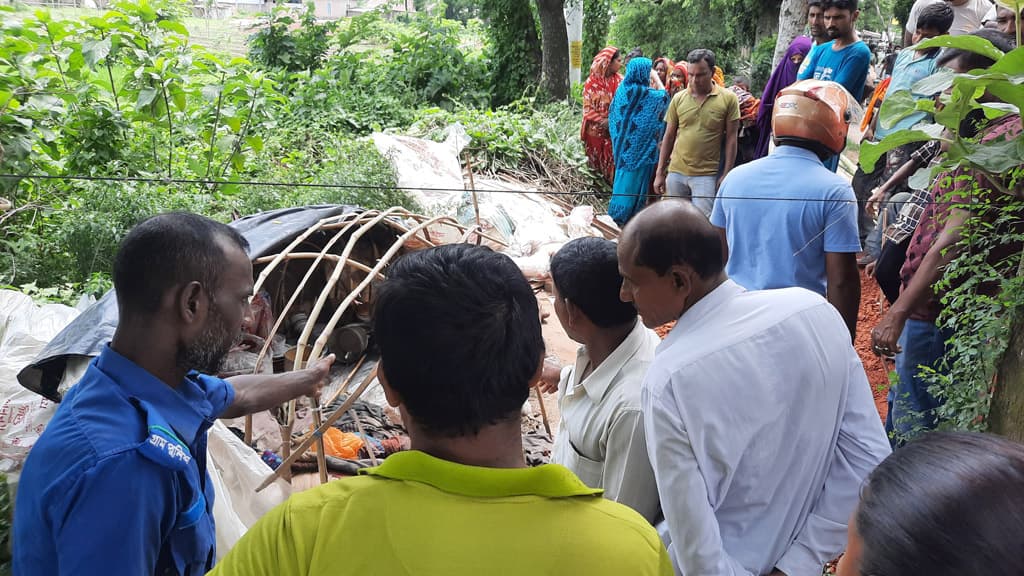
[536,0,570,101]
[772,0,808,69]
[988,257,1024,442]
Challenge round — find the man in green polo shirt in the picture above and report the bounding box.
[654,48,740,217]
[210,244,672,576]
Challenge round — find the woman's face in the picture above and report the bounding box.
[670,70,685,85]
[790,52,806,66]
[654,61,668,82]
[609,54,623,75]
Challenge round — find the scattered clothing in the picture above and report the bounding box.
[755,36,812,160]
[14,345,234,576]
[712,145,861,296]
[608,58,669,226]
[583,46,623,184]
[553,320,662,523]
[644,281,890,575]
[210,451,674,575]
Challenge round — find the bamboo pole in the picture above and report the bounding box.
[256,366,379,492]
[535,385,551,435]
[303,217,456,371]
[465,154,482,244]
[312,396,329,485]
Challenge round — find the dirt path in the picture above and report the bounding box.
[854,268,891,423]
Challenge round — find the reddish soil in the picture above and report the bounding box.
[854,268,891,423]
[656,270,891,423]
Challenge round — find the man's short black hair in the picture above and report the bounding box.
[824,0,858,12]
[808,0,823,7]
[373,244,544,438]
[629,204,725,279]
[687,48,716,70]
[937,29,1016,70]
[917,1,954,33]
[550,238,637,329]
[113,212,249,316]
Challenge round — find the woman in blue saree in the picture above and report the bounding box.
[608,57,669,226]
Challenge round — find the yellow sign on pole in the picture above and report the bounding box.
[570,40,583,69]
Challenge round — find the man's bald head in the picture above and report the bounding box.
[621,200,725,278]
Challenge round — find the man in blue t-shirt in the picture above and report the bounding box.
[798,0,872,172]
[712,80,862,340]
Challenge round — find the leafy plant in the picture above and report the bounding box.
[859,36,1024,436]
[248,2,336,72]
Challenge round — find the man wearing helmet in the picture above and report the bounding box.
[798,0,873,172]
[711,79,862,340]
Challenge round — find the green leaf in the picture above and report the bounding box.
[136,87,157,109]
[957,136,1024,174]
[82,37,112,69]
[245,135,263,152]
[908,165,933,190]
[170,86,186,111]
[980,102,1018,119]
[879,90,916,130]
[157,20,189,36]
[860,124,946,172]
[913,35,1005,64]
[911,67,954,96]
[224,115,242,132]
[26,94,65,114]
[201,84,223,101]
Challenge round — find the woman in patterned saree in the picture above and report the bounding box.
[581,46,623,185]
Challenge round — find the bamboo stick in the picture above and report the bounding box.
[304,217,455,370]
[252,253,382,278]
[311,396,328,485]
[535,385,551,436]
[256,366,379,492]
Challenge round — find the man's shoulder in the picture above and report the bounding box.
[560,497,667,558]
[852,41,872,56]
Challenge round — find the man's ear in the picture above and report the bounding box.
[563,297,581,328]
[176,281,206,326]
[378,363,403,408]
[670,265,693,295]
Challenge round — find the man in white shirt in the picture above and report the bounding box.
[544,237,662,523]
[617,200,891,576]
[904,0,991,44]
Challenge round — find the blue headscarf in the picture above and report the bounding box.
[608,57,669,169]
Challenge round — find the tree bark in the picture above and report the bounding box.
[988,257,1024,442]
[536,0,570,101]
[772,0,809,70]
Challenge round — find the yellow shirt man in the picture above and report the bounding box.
[665,85,740,177]
[210,451,673,576]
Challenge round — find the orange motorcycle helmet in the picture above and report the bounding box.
[773,80,864,156]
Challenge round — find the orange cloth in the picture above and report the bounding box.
[862,77,892,132]
[312,428,365,460]
[713,66,725,87]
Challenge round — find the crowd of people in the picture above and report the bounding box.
[9,0,1022,575]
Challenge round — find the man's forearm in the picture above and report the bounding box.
[722,128,738,177]
[827,262,861,341]
[222,371,318,419]
[889,211,967,320]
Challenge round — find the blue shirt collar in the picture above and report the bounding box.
[94,345,217,446]
[772,145,825,163]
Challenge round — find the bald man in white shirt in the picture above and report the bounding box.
[617,201,890,576]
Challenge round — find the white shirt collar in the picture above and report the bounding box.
[571,319,649,402]
[658,279,745,354]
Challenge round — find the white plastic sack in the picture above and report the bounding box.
[371,125,469,216]
[0,290,80,473]
[207,421,290,557]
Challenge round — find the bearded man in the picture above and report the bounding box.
[13,212,333,576]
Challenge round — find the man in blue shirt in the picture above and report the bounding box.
[712,80,862,340]
[799,0,873,172]
[14,212,334,575]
